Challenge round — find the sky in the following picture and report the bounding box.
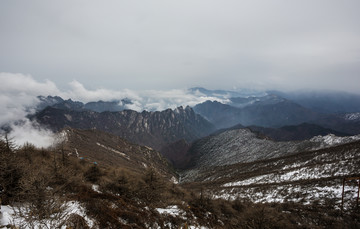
[1,0,360,92]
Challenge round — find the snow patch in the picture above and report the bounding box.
[0,201,95,229]
[223,162,351,187]
[64,114,72,121]
[171,176,179,184]
[310,134,360,147]
[155,205,185,219]
[96,142,130,160]
[0,205,15,226]
[344,112,360,121]
[92,184,101,193]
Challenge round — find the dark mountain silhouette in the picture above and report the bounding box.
[36,95,131,112]
[269,90,360,114]
[247,123,350,141]
[313,114,360,135]
[36,95,64,110]
[193,99,319,129]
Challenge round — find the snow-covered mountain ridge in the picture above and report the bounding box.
[183,128,360,171]
[210,141,360,208]
[180,129,360,211]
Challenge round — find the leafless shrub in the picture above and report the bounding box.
[84,164,102,183]
[65,213,90,229]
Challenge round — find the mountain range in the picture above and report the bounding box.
[192,89,360,135]
[34,105,215,153]
[37,95,132,112]
[31,89,360,167]
[2,88,360,228]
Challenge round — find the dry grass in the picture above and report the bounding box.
[1,137,359,228]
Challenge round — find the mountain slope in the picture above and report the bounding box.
[313,114,360,135]
[59,128,175,178]
[181,127,360,176]
[184,140,360,209]
[180,128,360,210]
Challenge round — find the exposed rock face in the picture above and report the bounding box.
[35,106,215,151]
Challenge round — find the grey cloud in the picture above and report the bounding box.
[0,1,359,92]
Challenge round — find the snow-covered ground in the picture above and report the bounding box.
[96,142,130,160]
[155,205,186,218]
[223,161,352,187]
[214,183,359,208]
[188,129,360,171]
[1,201,95,229]
[310,134,360,146]
[155,205,209,229]
[185,130,360,211]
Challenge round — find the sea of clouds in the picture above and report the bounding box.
[0,72,233,148]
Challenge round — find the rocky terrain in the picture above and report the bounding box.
[35,106,215,152]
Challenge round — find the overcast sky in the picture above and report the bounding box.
[1,0,360,92]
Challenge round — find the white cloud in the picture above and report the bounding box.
[1,72,231,115]
[8,119,55,148]
[62,80,143,103]
[0,72,59,125]
[0,72,232,147]
[55,78,231,111]
[0,72,60,148]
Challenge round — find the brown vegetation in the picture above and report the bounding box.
[0,136,359,228]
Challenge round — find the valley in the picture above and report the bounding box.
[1,89,360,228]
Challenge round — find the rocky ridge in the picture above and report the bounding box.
[35,106,215,152]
